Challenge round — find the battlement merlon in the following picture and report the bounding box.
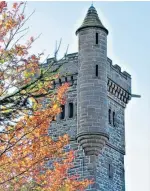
[107,57,131,94]
[41,53,131,94]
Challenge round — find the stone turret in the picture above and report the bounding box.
[76,5,109,156]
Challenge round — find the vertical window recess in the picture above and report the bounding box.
[53,81,56,88]
[109,164,113,179]
[96,65,98,77]
[59,79,62,86]
[96,32,98,44]
[113,111,115,127]
[60,105,65,119]
[69,103,73,118]
[109,109,111,124]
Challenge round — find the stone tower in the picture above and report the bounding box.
[47,5,132,191]
[76,5,109,156]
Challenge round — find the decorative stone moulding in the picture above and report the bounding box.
[77,133,109,156]
[107,78,131,104]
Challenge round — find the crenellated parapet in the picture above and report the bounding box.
[47,74,131,109]
[107,58,131,94]
[42,54,131,94]
[42,54,132,109]
[65,52,78,60]
[50,73,78,89]
[42,52,78,71]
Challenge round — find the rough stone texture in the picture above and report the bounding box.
[44,5,131,191]
[49,85,77,140]
[108,98,125,152]
[77,27,109,157]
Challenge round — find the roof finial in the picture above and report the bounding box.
[91,1,94,7]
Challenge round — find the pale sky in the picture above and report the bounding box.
[19,1,150,191]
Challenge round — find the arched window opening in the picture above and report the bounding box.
[108,109,111,124]
[113,111,115,127]
[69,103,73,118]
[60,105,65,119]
[96,65,98,77]
[96,32,98,44]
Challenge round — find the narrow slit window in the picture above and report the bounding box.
[60,105,65,119]
[108,164,113,179]
[65,77,67,82]
[113,112,115,127]
[96,32,98,44]
[59,79,62,86]
[53,81,56,88]
[109,109,111,124]
[69,103,73,118]
[96,65,98,77]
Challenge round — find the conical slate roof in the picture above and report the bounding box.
[76,5,108,35]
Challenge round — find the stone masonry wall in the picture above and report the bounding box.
[108,97,125,153]
[96,145,125,191]
[48,88,126,191]
[48,75,77,140]
[45,51,130,191]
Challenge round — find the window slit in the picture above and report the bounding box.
[96,32,98,44]
[113,111,115,127]
[96,65,98,77]
[59,79,62,86]
[53,81,56,88]
[60,105,65,119]
[108,164,113,179]
[69,103,73,118]
[109,109,111,124]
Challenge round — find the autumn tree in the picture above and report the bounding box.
[0,1,92,190]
